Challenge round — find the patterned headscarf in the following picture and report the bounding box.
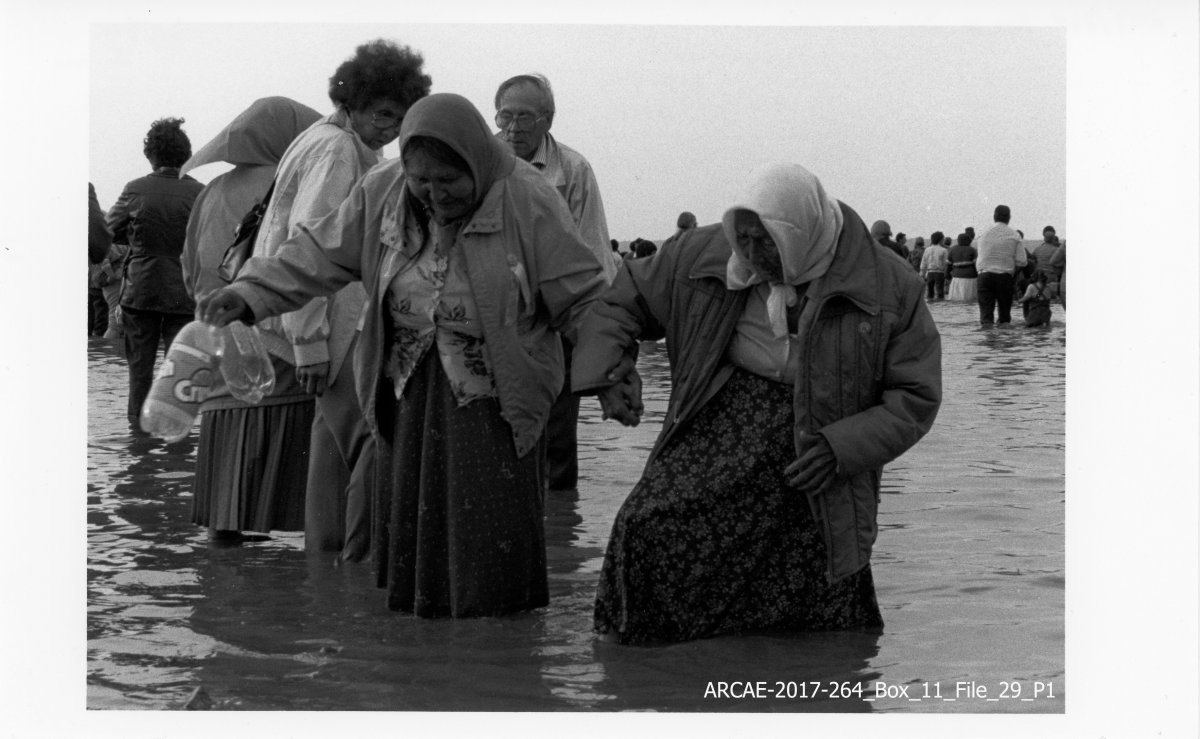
[180,96,321,175]
[722,163,844,337]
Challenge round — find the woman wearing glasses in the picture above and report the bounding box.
[198,93,610,617]
[222,39,431,552]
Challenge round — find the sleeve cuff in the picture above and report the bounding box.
[291,340,330,368]
[230,283,270,326]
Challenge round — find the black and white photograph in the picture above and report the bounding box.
[2,1,1196,737]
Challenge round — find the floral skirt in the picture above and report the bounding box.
[375,349,548,618]
[191,359,313,533]
[594,367,883,644]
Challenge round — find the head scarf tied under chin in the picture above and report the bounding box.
[722,163,844,338]
[398,93,515,205]
[180,96,322,176]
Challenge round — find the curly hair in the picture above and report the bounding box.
[328,39,432,113]
[142,117,191,169]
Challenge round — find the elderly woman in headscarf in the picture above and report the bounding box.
[572,163,942,645]
[180,96,322,545]
[197,93,609,618]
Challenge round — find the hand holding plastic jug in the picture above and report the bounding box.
[216,321,275,404]
[139,320,275,441]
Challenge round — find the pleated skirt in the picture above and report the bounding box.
[191,361,313,533]
[375,349,548,618]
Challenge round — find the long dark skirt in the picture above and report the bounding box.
[375,350,548,618]
[191,361,313,533]
[594,367,883,645]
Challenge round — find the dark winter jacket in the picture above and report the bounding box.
[107,168,204,314]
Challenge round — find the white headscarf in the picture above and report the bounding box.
[722,163,844,337]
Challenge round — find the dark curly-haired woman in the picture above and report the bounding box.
[193,40,432,552]
[108,117,204,430]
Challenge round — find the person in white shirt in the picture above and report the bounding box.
[494,73,615,493]
[974,205,1027,325]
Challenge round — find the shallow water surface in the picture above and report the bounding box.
[87,300,1065,712]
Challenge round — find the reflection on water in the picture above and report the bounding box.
[87,300,1064,712]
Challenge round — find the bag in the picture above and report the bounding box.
[216,180,276,283]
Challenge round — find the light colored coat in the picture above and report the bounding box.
[252,108,380,380]
[230,156,607,457]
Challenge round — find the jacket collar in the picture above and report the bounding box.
[687,203,882,315]
[808,203,882,315]
[460,176,505,236]
[328,107,384,173]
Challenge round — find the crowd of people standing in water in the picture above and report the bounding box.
[868,211,1066,328]
[87,35,1058,646]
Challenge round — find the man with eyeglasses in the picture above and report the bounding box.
[494,73,616,495]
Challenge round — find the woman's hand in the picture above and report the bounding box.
[597,353,644,426]
[196,288,252,327]
[598,372,643,426]
[786,432,838,493]
[296,362,331,396]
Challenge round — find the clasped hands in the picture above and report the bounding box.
[596,354,644,427]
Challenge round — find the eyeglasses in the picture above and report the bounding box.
[370,111,403,130]
[494,111,547,131]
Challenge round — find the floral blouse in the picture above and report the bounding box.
[385,220,497,406]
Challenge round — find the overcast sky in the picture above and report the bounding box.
[89,23,1065,243]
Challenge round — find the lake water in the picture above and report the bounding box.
[86,298,1065,714]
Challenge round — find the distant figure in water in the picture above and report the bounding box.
[907,235,926,272]
[662,210,698,251]
[870,219,905,260]
[975,205,1026,326]
[632,238,658,259]
[573,162,942,645]
[920,233,949,301]
[946,232,979,302]
[1019,269,1057,327]
[1049,238,1066,309]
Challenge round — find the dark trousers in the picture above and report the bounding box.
[977,272,1015,325]
[546,335,580,491]
[88,287,109,336]
[925,272,945,300]
[122,306,191,425]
